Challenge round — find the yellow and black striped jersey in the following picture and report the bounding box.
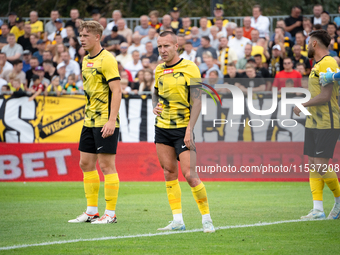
[154,58,201,129]
[305,55,340,129]
[82,49,120,128]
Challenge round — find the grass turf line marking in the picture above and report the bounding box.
[0,219,323,251]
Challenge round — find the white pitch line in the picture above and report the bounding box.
[0,219,321,251]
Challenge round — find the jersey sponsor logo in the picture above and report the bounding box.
[163,69,174,74]
[87,62,94,67]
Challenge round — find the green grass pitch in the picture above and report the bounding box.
[0,182,339,254]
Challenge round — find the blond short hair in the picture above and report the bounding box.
[79,20,103,37]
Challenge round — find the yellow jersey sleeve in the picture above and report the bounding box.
[184,62,201,86]
[154,65,162,89]
[102,54,120,82]
[318,57,338,73]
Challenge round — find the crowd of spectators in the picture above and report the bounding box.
[0,4,340,97]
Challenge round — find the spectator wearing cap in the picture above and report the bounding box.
[99,17,111,38]
[179,41,196,62]
[0,24,10,49]
[47,18,67,42]
[284,6,303,41]
[236,43,253,73]
[268,44,284,78]
[107,10,123,32]
[140,27,157,48]
[28,66,49,88]
[32,39,45,64]
[128,33,146,55]
[134,15,150,38]
[102,26,127,56]
[7,12,17,29]
[218,36,238,76]
[158,14,175,34]
[141,41,158,63]
[251,5,270,37]
[272,57,301,91]
[60,51,80,81]
[270,27,291,58]
[29,11,43,38]
[17,22,32,51]
[65,8,79,31]
[25,56,39,85]
[1,33,23,62]
[170,7,182,33]
[199,17,210,37]
[91,9,101,22]
[321,11,330,30]
[22,50,31,72]
[57,62,67,86]
[1,59,25,85]
[117,19,132,45]
[116,42,133,68]
[148,10,162,31]
[242,17,254,41]
[228,27,251,60]
[10,17,24,41]
[208,3,229,28]
[311,4,323,25]
[44,10,61,39]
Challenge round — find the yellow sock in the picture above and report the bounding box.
[83,170,100,207]
[310,170,324,201]
[323,168,340,198]
[104,173,119,211]
[191,182,210,215]
[166,179,182,215]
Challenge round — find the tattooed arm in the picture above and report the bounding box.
[184,87,201,149]
[152,87,163,116]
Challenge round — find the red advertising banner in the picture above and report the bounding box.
[1,142,340,182]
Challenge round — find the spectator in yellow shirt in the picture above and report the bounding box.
[29,11,43,38]
[10,17,25,41]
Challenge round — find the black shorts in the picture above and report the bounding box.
[154,126,195,160]
[78,126,119,154]
[304,128,340,158]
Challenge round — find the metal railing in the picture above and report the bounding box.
[1,14,339,35]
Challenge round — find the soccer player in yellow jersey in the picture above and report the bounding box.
[293,30,340,220]
[153,31,215,233]
[68,21,122,224]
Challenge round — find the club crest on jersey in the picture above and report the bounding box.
[87,62,94,67]
[163,69,174,74]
